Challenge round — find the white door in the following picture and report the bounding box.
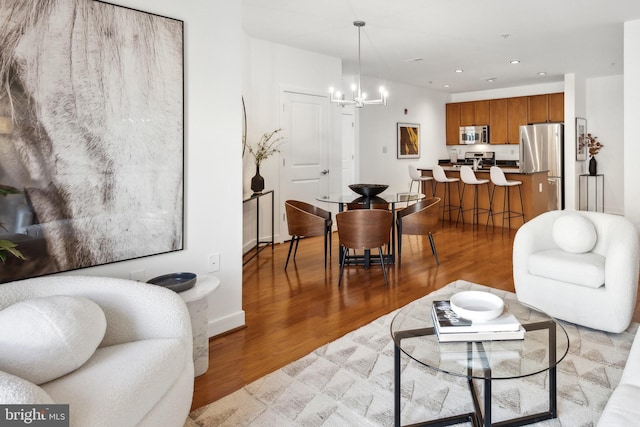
[341,112,355,187]
[279,90,330,234]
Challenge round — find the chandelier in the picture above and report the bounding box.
[329,21,388,108]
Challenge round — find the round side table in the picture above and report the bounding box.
[178,275,220,377]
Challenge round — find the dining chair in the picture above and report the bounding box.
[336,209,392,286]
[396,197,441,266]
[284,200,332,271]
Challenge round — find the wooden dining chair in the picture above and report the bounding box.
[284,200,333,271]
[336,209,392,286]
[396,197,441,266]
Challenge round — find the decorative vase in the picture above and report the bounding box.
[251,165,264,194]
[588,157,597,176]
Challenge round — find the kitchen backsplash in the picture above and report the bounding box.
[448,144,520,161]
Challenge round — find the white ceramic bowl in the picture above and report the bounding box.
[450,291,504,321]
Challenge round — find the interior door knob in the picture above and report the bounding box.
[320,169,329,175]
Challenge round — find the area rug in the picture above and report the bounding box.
[186,280,638,426]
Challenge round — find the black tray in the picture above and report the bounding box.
[147,272,197,293]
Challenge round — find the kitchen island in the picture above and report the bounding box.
[420,166,549,229]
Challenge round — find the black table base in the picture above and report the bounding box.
[394,321,557,427]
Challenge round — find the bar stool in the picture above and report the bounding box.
[488,166,525,232]
[408,164,434,196]
[432,165,460,225]
[457,166,491,227]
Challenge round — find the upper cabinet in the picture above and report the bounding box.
[528,92,564,124]
[507,97,528,144]
[445,92,564,145]
[446,103,461,145]
[489,99,508,144]
[460,100,490,126]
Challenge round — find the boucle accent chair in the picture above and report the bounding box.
[513,210,640,333]
[0,275,194,427]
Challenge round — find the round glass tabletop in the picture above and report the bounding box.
[390,288,569,380]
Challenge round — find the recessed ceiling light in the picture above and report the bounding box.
[405,57,424,62]
[510,59,520,64]
[443,84,451,88]
[455,69,464,73]
[485,77,497,83]
[537,71,547,76]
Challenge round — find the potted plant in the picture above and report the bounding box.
[248,129,283,194]
[585,134,604,176]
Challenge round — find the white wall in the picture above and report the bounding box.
[586,75,624,214]
[624,20,640,230]
[61,0,244,337]
[358,78,450,194]
[243,39,342,245]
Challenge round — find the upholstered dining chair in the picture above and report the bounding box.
[336,209,392,286]
[396,197,441,267]
[284,200,333,271]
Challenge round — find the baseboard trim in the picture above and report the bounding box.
[207,310,245,338]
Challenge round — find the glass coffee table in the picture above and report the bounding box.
[390,289,569,427]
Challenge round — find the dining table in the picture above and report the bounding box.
[316,191,425,267]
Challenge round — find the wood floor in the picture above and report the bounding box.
[192,220,640,411]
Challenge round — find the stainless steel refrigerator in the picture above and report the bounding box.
[520,123,564,210]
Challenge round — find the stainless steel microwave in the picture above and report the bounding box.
[459,125,489,144]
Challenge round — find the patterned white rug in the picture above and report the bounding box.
[186,280,638,426]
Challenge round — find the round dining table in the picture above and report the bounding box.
[316,191,425,266]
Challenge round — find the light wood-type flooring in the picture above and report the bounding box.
[192,220,640,410]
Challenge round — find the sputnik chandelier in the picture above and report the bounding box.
[329,21,388,108]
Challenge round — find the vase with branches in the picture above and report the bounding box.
[248,129,283,193]
[585,133,604,175]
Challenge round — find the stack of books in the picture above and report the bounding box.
[431,300,525,342]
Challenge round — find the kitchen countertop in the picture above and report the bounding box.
[419,165,548,175]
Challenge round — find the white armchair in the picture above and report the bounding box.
[0,275,194,427]
[513,210,640,333]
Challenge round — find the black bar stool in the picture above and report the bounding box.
[487,166,525,233]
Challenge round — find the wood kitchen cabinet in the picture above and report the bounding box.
[489,99,508,144]
[507,96,528,144]
[528,93,564,123]
[446,103,461,145]
[548,92,564,122]
[460,100,490,126]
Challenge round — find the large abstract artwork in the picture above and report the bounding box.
[0,0,184,283]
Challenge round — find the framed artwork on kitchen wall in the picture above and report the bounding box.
[0,1,184,284]
[576,117,588,161]
[397,123,420,159]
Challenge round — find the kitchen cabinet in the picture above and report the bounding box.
[548,92,564,122]
[507,96,528,144]
[528,93,564,123]
[460,100,490,126]
[446,103,461,145]
[489,99,508,144]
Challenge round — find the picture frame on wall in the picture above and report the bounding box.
[576,117,588,161]
[0,1,184,284]
[397,123,420,159]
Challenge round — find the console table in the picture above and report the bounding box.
[579,174,604,212]
[243,190,274,265]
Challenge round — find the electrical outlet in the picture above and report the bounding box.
[208,253,220,272]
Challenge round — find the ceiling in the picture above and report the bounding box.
[242,0,640,94]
